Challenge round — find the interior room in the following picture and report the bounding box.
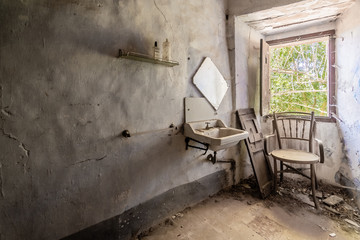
[1,0,360,239]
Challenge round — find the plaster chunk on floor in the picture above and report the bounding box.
[323,195,344,206]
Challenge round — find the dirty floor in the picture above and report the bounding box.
[140,178,360,240]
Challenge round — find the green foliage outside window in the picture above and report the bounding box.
[269,41,328,116]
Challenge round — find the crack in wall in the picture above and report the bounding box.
[71,155,107,166]
[153,0,175,49]
[19,143,30,157]
[1,127,30,157]
[1,108,13,117]
[153,0,168,23]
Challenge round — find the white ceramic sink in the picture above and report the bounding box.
[184,119,249,151]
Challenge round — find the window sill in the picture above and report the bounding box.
[315,116,336,123]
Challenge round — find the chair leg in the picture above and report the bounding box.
[310,164,320,209]
[314,166,319,190]
[273,158,277,193]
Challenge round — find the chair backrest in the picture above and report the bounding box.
[272,111,315,152]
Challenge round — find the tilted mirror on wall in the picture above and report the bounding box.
[193,57,228,110]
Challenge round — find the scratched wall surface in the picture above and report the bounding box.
[335,0,360,195]
[0,0,233,239]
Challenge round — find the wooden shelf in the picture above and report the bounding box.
[118,49,179,67]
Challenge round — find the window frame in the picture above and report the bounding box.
[261,30,336,122]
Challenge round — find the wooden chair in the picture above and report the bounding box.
[264,112,324,209]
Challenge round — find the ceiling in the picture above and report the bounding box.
[237,0,355,35]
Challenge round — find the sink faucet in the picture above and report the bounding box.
[205,122,211,129]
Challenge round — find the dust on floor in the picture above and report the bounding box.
[139,177,360,240]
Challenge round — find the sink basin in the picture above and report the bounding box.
[184,119,249,151]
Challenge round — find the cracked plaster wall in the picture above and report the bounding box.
[0,0,233,239]
[335,0,360,192]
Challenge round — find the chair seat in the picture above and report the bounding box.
[271,149,319,164]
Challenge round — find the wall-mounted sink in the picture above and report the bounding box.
[184,119,249,151]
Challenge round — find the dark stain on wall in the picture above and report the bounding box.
[61,170,228,240]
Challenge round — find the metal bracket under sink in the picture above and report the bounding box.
[185,137,209,155]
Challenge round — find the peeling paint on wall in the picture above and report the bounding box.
[335,0,360,203]
[335,167,360,188]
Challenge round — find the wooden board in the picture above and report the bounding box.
[260,39,270,116]
[237,108,273,198]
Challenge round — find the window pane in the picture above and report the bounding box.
[269,40,328,116]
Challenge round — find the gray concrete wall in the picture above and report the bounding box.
[0,1,234,239]
[335,0,360,191]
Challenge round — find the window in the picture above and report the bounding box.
[260,30,336,121]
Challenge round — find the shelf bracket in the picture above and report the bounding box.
[185,137,209,155]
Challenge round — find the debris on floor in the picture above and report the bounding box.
[345,218,360,228]
[233,175,360,232]
[240,183,251,189]
[172,212,184,219]
[323,195,344,206]
[139,176,360,239]
[294,192,316,207]
[324,206,341,215]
